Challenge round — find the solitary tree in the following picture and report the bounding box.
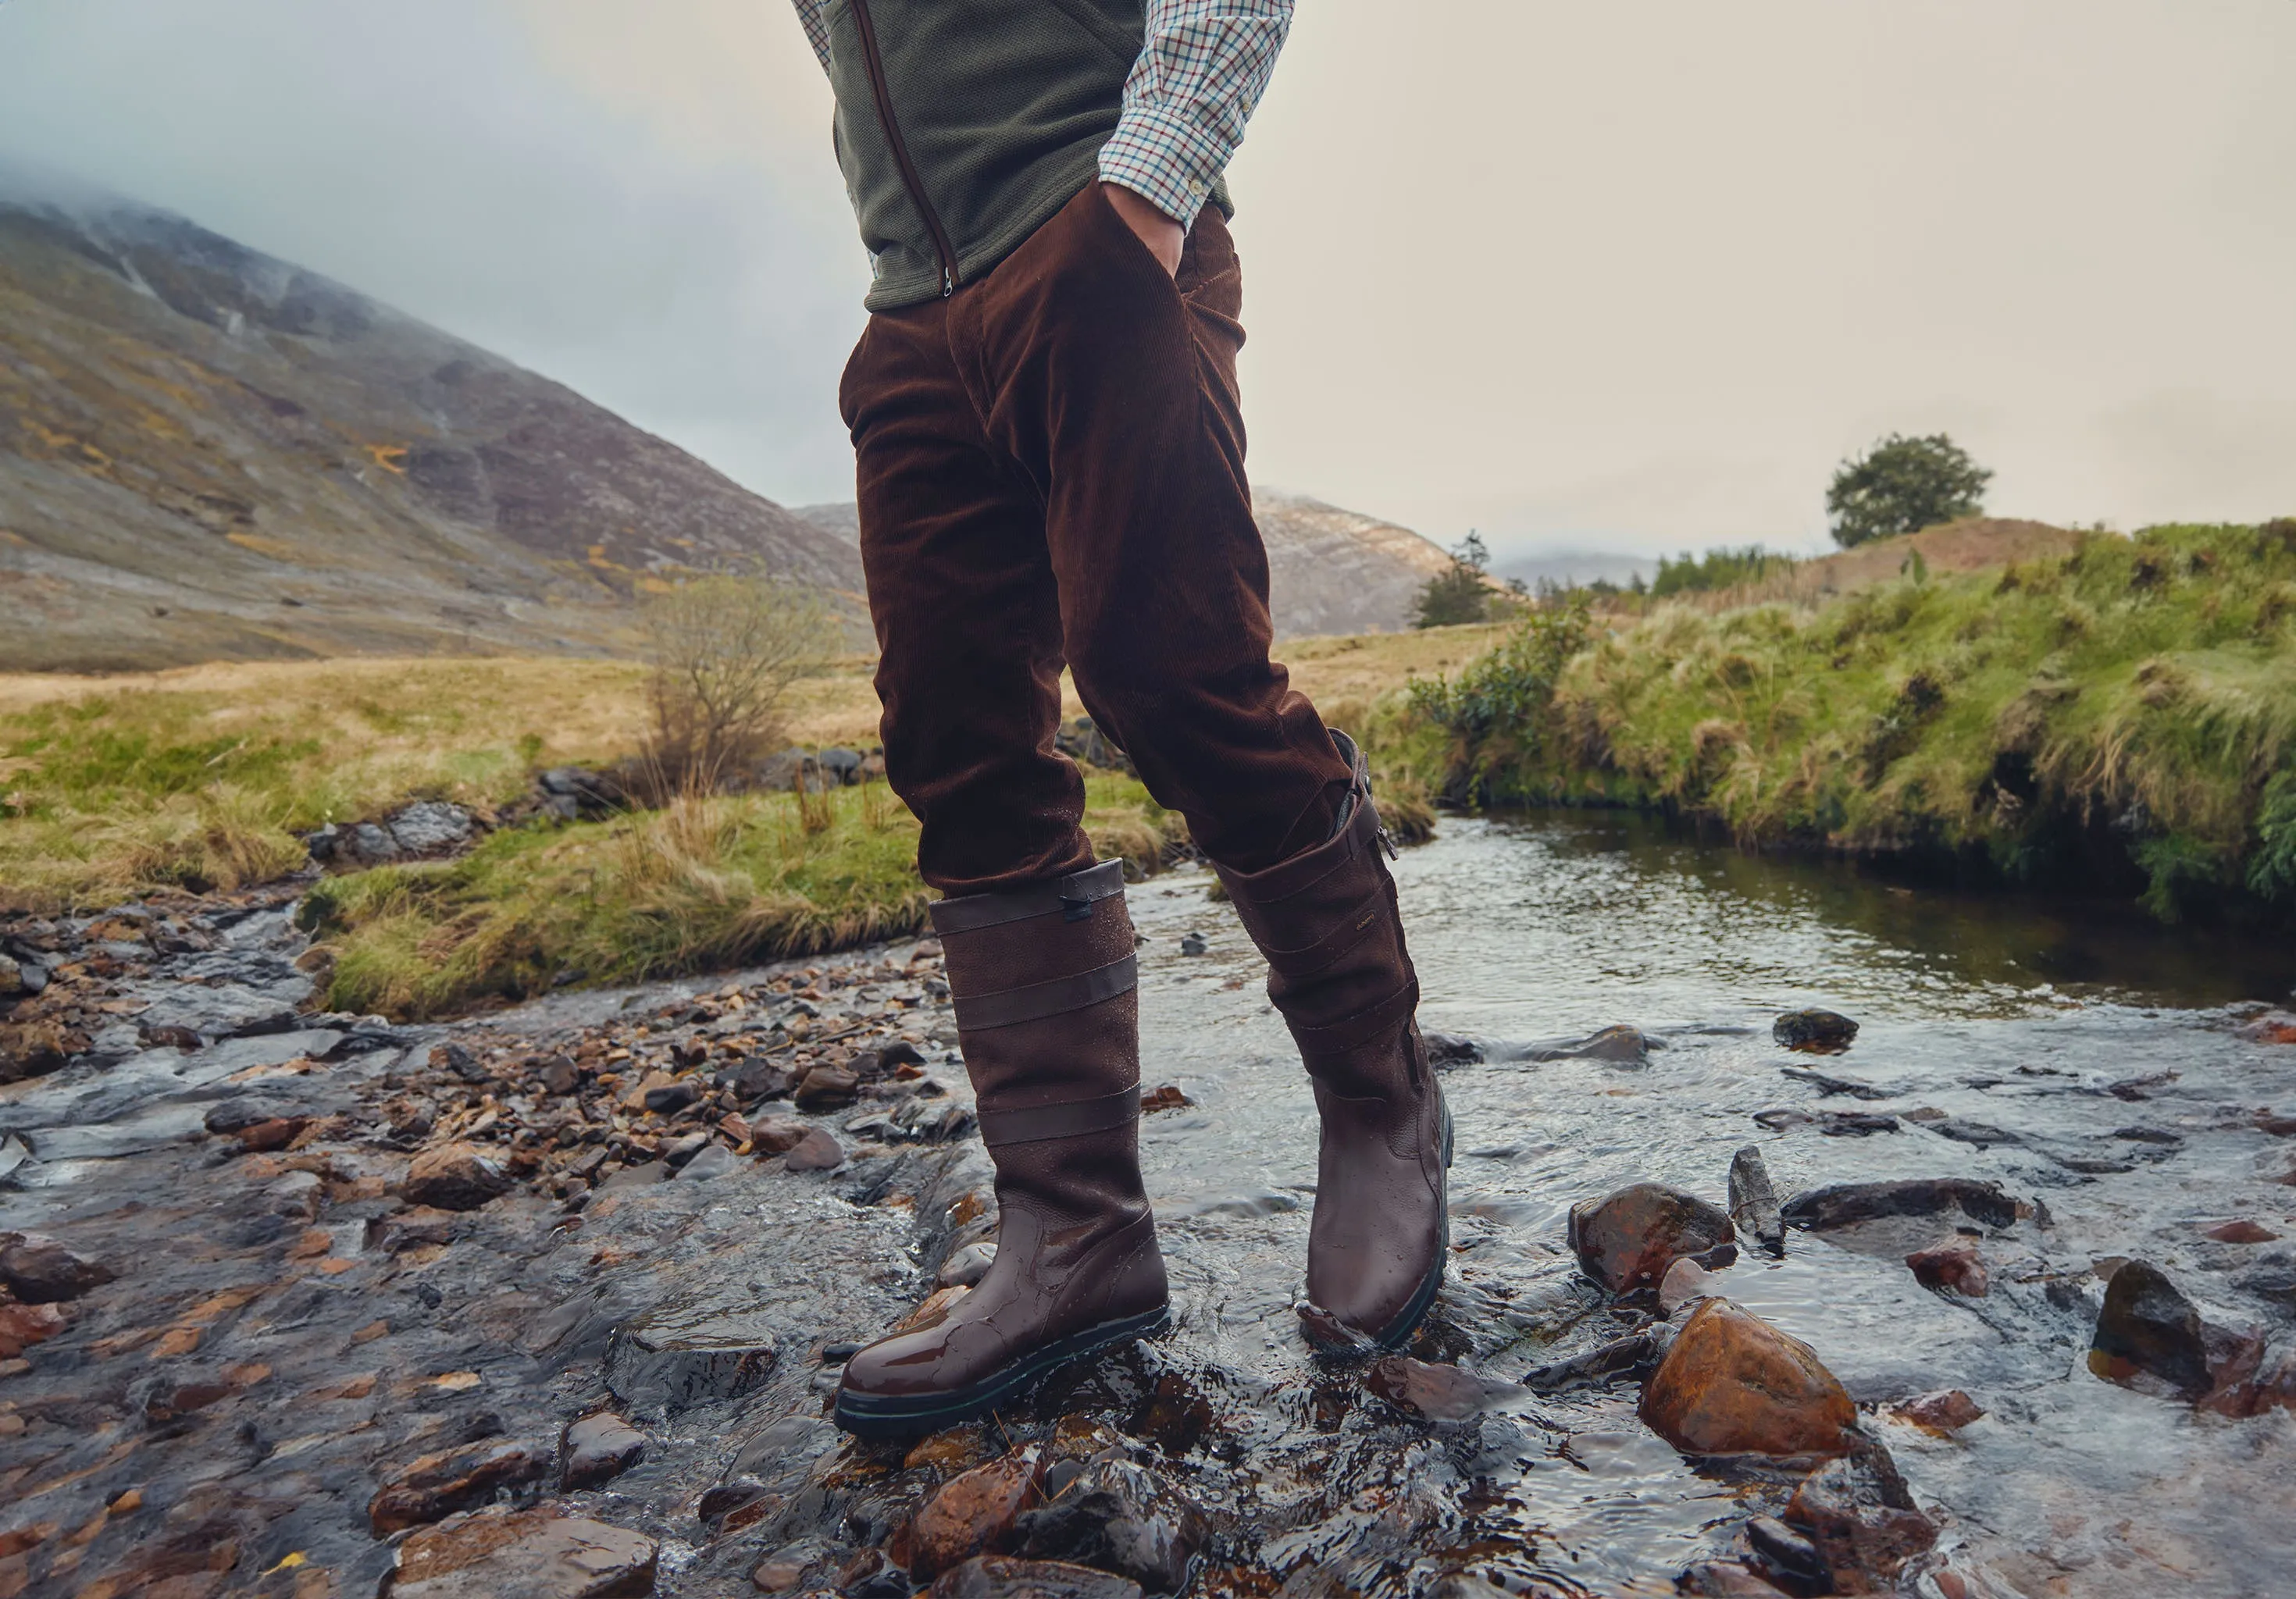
[1826,433,1991,548]
[640,575,840,792]
[1415,532,1493,628]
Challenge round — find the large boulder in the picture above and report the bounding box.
[1568,1183,1736,1294]
[1638,1299,1856,1458]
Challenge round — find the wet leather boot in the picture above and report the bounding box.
[834,860,1169,1437]
[1214,731,1452,1351]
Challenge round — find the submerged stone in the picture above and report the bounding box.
[1773,1010,1859,1052]
[605,1296,779,1416]
[562,1412,647,1490]
[1567,1182,1736,1294]
[1365,1355,1530,1421]
[2088,1259,2211,1398]
[932,1557,1143,1599]
[1638,1298,1856,1458]
[900,1451,1045,1578]
[369,1437,554,1534]
[386,1505,658,1597]
[1014,1457,1209,1596]
[1784,1447,1938,1588]
[1906,1239,1990,1297]
[1781,1178,2018,1233]
[1892,1389,1985,1433]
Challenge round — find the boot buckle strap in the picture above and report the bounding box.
[952,953,1139,1032]
[1289,979,1420,1059]
[977,1084,1141,1148]
[930,859,1127,935]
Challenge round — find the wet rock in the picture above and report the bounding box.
[900,1451,1046,1578]
[2088,1259,2212,1398]
[369,1437,554,1534]
[369,1207,460,1254]
[1638,1298,1856,1458]
[630,1073,700,1116]
[661,1131,711,1169]
[430,1040,493,1083]
[751,1549,818,1593]
[677,1142,736,1181]
[1138,1084,1193,1114]
[721,1057,799,1103]
[1530,1024,1655,1063]
[1923,1117,2021,1149]
[1677,1561,1793,1597]
[1754,1107,1898,1135]
[784,1127,847,1172]
[1781,1178,2018,1233]
[1778,1066,1891,1099]
[605,1297,779,1416]
[1742,1516,1826,1589]
[1365,1355,1530,1421]
[0,1232,115,1302]
[939,1241,998,1288]
[2236,1009,2296,1045]
[1567,1182,1736,1294]
[0,1300,67,1359]
[562,1412,647,1490]
[1783,1447,1938,1588]
[262,1168,326,1220]
[1013,1457,1208,1595]
[796,1066,861,1113]
[699,1480,777,1537]
[1421,1032,1482,1067]
[1178,932,1208,956]
[1906,1240,1990,1297]
[932,1557,1143,1599]
[1659,1256,1722,1315]
[1891,1389,1984,1433]
[405,1142,514,1211]
[386,1505,658,1597]
[201,1095,308,1136]
[1727,1145,1784,1258]
[1773,1010,1859,1052]
[1522,1328,1665,1394]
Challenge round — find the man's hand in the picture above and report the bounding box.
[1100,182,1183,277]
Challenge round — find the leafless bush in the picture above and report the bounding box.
[638,576,840,798]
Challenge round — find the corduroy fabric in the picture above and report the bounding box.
[842,181,1349,896]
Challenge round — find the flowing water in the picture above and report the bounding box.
[1114,811,2296,1597]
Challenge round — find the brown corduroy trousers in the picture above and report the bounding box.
[840,183,1351,896]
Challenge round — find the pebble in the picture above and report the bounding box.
[749,1116,809,1156]
[561,1412,647,1490]
[1638,1298,1856,1458]
[795,1066,861,1112]
[1892,1389,1985,1433]
[783,1127,847,1172]
[1567,1182,1737,1294]
[387,1505,658,1598]
[676,1141,737,1181]
[404,1141,513,1211]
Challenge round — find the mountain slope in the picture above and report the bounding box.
[0,171,862,672]
[796,489,1454,638]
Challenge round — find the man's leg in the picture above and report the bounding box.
[831,303,1166,1437]
[953,183,1451,1351]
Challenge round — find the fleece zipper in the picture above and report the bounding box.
[846,0,961,297]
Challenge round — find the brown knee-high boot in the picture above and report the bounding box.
[834,860,1169,1437]
[1214,732,1452,1351]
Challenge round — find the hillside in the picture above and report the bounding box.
[797,487,1455,638]
[0,170,862,672]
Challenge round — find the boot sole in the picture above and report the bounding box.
[831,1303,1171,1439]
[1307,1103,1456,1355]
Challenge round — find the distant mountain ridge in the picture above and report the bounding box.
[796,487,1455,638]
[0,171,862,672]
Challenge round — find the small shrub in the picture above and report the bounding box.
[1414,533,1496,629]
[638,576,840,796]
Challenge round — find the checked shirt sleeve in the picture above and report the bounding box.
[1098,0,1295,227]
[790,0,832,73]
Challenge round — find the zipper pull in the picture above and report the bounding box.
[941,266,954,298]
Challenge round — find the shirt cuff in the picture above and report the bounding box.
[1097,105,1226,230]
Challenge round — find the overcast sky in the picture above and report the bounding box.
[3,0,2291,559]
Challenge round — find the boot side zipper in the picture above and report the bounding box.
[847,0,961,297]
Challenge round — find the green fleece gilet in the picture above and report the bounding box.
[822,0,1231,311]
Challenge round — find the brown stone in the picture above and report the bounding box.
[1784,1451,1938,1587]
[794,1066,861,1112]
[366,1207,461,1254]
[387,1506,658,1597]
[783,1127,845,1172]
[404,1142,513,1211]
[900,1451,1045,1578]
[748,1116,808,1156]
[930,1557,1142,1599]
[1906,1240,1990,1297]
[2236,1010,2296,1045]
[369,1438,554,1535]
[1893,1389,1985,1432]
[1365,1356,1528,1422]
[1638,1298,1856,1458]
[1659,1256,1721,1315]
[236,1116,310,1152]
[0,1302,64,1362]
[561,1412,647,1490]
[1677,1562,1793,1597]
[1567,1183,1736,1294]
[750,1553,811,1592]
[2205,1219,2280,1243]
[1139,1085,1193,1114]
[0,1233,115,1303]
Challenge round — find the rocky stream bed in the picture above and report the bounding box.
[5,813,2296,1598]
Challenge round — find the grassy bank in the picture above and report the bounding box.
[1399,521,2296,920]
